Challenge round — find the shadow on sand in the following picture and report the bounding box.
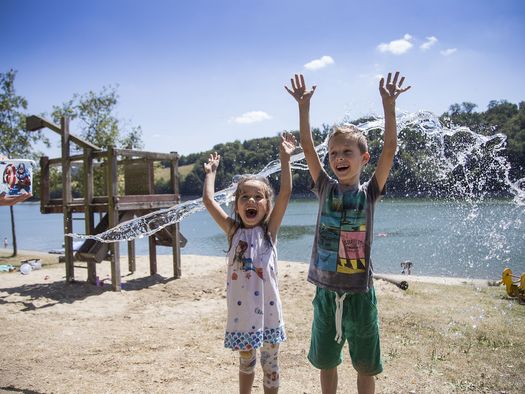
[0,386,46,394]
[0,273,175,312]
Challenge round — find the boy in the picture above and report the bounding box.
[285,72,410,394]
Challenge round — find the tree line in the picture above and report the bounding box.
[176,100,525,198]
[2,68,524,201]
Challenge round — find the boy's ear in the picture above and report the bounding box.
[362,152,371,165]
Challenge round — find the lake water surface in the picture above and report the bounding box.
[1,199,523,279]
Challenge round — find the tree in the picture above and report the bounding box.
[0,69,49,256]
[51,85,144,195]
[439,102,489,135]
[487,100,525,178]
[51,85,144,150]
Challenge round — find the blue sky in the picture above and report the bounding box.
[2,0,524,157]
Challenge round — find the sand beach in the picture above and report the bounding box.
[0,252,524,393]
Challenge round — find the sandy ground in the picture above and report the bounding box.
[0,252,523,394]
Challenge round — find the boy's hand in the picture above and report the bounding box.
[203,152,220,174]
[279,132,297,161]
[379,71,411,105]
[285,74,317,106]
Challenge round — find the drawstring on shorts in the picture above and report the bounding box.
[334,292,347,343]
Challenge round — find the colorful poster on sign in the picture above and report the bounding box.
[0,159,34,196]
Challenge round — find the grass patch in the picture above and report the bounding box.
[178,164,194,178]
[377,281,525,392]
[155,163,194,181]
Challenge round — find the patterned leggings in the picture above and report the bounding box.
[239,343,280,389]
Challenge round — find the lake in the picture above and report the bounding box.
[1,199,523,280]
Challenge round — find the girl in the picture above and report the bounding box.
[202,133,296,394]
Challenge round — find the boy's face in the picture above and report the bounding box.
[328,133,370,186]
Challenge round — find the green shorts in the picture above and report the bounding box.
[308,286,383,375]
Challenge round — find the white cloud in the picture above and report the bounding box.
[440,48,457,56]
[377,34,413,55]
[304,55,335,71]
[420,36,438,51]
[230,111,272,124]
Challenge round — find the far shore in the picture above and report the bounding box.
[1,249,500,286]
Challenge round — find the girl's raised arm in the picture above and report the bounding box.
[268,133,295,242]
[202,152,234,234]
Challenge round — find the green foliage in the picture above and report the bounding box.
[179,100,524,198]
[51,85,144,150]
[50,85,145,196]
[441,100,525,180]
[0,69,50,256]
[3,68,522,201]
[0,70,49,160]
[154,177,173,194]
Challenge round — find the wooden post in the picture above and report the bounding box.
[147,159,157,275]
[170,152,181,278]
[39,156,50,214]
[128,240,136,273]
[84,148,97,284]
[146,159,155,194]
[61,117,75,282]
[149,235,157,275]
[107,147,121,291]
[172,223,181,278]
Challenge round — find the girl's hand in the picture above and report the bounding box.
[203,152,221,174]
[379,71,411,105]
[285,74,316,106]
[279,132,297,161]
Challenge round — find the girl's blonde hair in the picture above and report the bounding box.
[227,175,274,249]
[327,124,368,154]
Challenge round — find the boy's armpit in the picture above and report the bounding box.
[311,170,330,197]
[368,174,385,201]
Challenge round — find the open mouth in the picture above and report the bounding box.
[336,164,350,173]
[245,208,258,219]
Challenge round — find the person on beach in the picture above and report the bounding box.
[285,72,411,394]
[202,133,296,394]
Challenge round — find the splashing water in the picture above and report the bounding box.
[68,145,322,243]
[69,111,524,246]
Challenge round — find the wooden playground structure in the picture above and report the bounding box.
[26,115,184,291]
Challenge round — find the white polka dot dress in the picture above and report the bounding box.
[224,226,286,351]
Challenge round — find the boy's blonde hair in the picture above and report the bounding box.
[327,124,368,154]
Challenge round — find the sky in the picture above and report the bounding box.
[2,0,525,157]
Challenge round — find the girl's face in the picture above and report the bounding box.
[235,180,270,228]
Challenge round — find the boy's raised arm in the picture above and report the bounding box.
[374,71,411,191]
[202,152,233,234]
[285,74,322,183]
[268,132,296,241]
